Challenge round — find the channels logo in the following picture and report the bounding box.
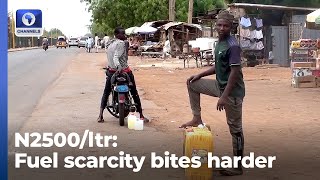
[15,9,43,37]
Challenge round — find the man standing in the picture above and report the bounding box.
[103,34,109,51]
[97,27,149,123]
[180,11,245,176]
[86,37,93,53]
[95,33,99,53]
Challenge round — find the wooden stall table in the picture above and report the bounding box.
[140,51,166,60]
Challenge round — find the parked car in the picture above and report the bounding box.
[68,37,78,47]
[78,37,88,48]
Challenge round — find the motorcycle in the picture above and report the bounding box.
[106,72,136,126]
[43,43,48,51]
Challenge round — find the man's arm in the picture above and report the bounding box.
[221,66,241,98]
[197,65,216,78]
[113,41,126,70]
[188,65,215,85]
[220,46,242,98]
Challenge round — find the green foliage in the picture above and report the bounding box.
[82,0,225,35]
[47,28,65,38]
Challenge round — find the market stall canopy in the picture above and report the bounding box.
[125,26,139,35]
[187,23,202,31]
[161,22,183,30]
[159,22,202,31]
[134,25,158,34]
[306,9,320,30]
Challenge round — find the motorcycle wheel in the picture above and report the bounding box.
[106,94,119,118]
[119,102,125,126]
[106,94,130,123]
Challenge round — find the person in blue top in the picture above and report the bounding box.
[180,10,246,176]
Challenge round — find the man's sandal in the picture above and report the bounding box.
[97,118,105,123]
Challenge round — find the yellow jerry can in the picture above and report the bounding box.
[183,125,213,180]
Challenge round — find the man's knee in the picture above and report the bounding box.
[227,120,242,133]
[226,113,243,136]
[187,83,192,90]
[187,81,197,91]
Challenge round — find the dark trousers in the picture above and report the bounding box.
[188,79,244,157]
[100,70,143,114]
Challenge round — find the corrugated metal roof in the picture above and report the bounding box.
[185,23,202,31]
[140,22,154,27]
[161,22,183,30]
[228,3,317,11]
[159,22,202,31]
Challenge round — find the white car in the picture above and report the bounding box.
[68,37,78,47]
[78,37,88,48]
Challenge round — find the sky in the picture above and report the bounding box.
[8,0,93,38]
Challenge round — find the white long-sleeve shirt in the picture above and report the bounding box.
[106,39,128,70]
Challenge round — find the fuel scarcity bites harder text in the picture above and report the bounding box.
[14,131,277,171]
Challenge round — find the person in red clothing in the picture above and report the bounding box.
[97,27,148,123]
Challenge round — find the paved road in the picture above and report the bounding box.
[8,47,82,143]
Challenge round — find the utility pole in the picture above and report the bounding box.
[51,30,52,46]
[169,0,176,21]
[188,0,194,24]
[168,0,176,57]
[11,12,15,48]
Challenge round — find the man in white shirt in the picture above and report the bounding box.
[103,34,109,51]
[86,37,94,53]
[95,33,99,53]
[97,27,149,123]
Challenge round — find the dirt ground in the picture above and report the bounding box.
[9,51,320,180]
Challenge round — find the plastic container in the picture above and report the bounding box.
[127,113,136,130]
[134,118,144,131]
[183,124,213,180]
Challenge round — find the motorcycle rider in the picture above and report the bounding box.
[97,27,149,123]
[42,37,49,49]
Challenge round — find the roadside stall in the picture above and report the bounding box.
[126,26,143,56]
[238,14,265,67]
[290,9,320,88]
[133,23,164,58]
[126,21,170,57]
[158,22,202,60]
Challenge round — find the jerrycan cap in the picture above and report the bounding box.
[129,106,136,112]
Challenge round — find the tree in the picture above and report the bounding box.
[82,0,225,35]
[48,28,65,38]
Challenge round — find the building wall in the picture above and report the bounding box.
[272,26,289,67]
[292,15,320,39]
[202,26,218,38]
